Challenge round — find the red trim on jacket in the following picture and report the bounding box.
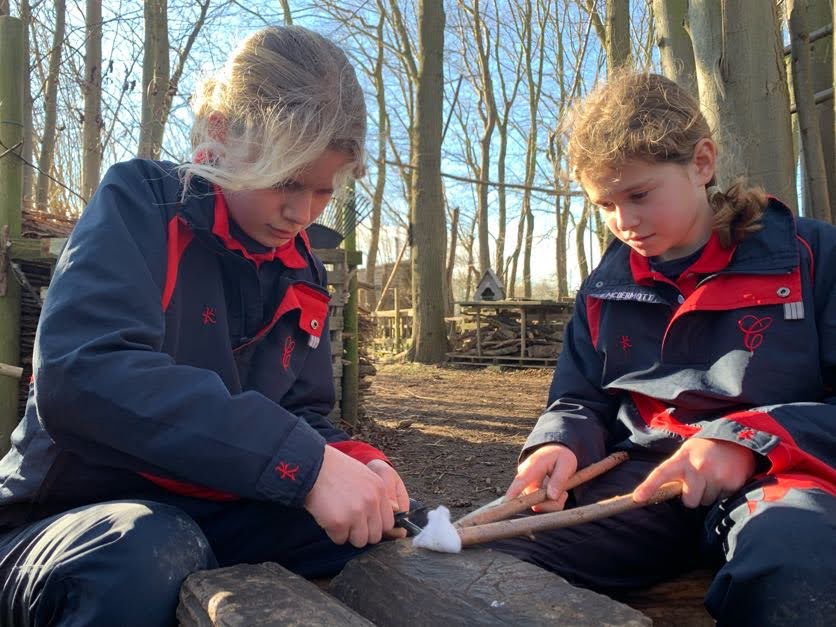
[585,296,602,348]
[629,232,737,298]
[211,189,307,269]
[234,282,330,352]
[138,472,239,501]
[329,440,390,465]
[748,475,836,513]
[669,268,802,326]
[630,392,700,438]
[796,235,815,282]
[162,216,195,312]
[721,409,836,492]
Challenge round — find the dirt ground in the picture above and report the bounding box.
[352,363,553,520]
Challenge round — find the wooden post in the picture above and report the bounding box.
[341,193,359,427]
[520,306,527,359]
[394,287,401,353]
[0,16,24,453]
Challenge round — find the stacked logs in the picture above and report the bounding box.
[17,211,76,416]
[453,310,566,359]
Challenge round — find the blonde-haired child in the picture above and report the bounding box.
[0,26,407,625]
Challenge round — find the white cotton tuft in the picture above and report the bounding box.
[412,505,462,553]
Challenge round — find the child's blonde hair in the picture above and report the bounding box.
[181,26,366,192]
[566,72,766,248]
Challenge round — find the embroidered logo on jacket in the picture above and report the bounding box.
[281,336,296,370]
[737,315,772,352]
[276,461,300,481]
[619,335,632,352]
[201,306,216,325]
[737,427,757,441]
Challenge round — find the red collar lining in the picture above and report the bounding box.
[210,187,308,269]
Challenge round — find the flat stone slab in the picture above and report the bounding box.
[329,540,650,626]
[178,562,372,626]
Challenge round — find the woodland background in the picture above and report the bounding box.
[3,0,834,363]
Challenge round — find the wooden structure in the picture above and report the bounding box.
[472,268,505,301]
[448,299,574,368]
[313,247,362,425]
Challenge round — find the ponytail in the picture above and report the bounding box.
[708,178,768,248]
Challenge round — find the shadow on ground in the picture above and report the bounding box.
[353,363,552,519]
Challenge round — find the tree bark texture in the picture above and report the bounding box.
[445,206,459,315]
[605,0,631,71]
[410,0,448,363]
[81,0,103,202]
[688,0,797,210]
[786,0,832,222]
[34,0,66,211]
[20,0,33,207]
[138,0,169,159]
[365,12,388,306]
[329,542,651,626]
[651,0,697,95]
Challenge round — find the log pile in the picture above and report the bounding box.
[453,309,566,359]
[16,210,75,416]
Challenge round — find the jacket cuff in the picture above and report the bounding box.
[256,419,326,507]
[522,417,605,471]
[693,413,782,460]
[328,440,390,465]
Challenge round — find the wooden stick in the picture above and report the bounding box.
[458,482,683,547]
[456,451,629,528]
[0,362,23,379]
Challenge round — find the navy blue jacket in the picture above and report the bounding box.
[0,159,379,529]
[525,199,836,496]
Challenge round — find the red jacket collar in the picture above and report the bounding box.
[630,231,736,286]
[210,187,309,269]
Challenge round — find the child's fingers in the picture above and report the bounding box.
[633,458,681,502]
[545,458,576,501]
[531,491,568,513]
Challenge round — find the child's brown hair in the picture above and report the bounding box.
[566,72,766,248]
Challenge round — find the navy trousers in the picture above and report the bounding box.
[0,498,365,626]
[490,456,836,626]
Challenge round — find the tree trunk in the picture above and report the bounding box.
[605,0,631,71]
[410,0,447,363]
[786,0,832,222]
[20,0,33,208]
[575,202,590,281]
[81,0,103,202]
[651,0,696,95]
[688,1,796,210]
[365,13,388,307]
[445,206,459,315]
[138,0,169,159]
[158,0,209,153]
[34,0,66,212]
[280,0,293,24]
[806,0,833,219]
[555,193,569,297]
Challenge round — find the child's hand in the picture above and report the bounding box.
[366,459,410,539]
[633,438,757,508]
[304,446,395,547]
[505,444,578,513]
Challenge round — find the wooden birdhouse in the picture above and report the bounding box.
[473,269,505,301]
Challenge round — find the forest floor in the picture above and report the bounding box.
[352,363,552,520]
